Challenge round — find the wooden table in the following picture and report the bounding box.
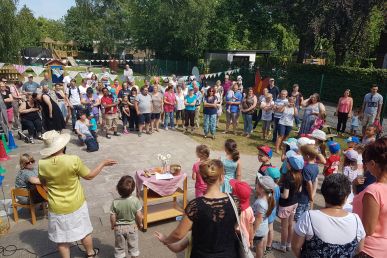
[135,170,187,231]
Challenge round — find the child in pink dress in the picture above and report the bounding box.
[192,145,210,197]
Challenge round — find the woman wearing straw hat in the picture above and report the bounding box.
[38,130,117,258]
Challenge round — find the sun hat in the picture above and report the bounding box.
[257,145,273,158]
[284,138,298,151]
[257,176,277,191]
[266,167,281,180]
[297,137,315,146]
[286,150,305,170]
[230,179,251,211]
[311,129,327,141]
[327,141,341,154]
[40,130,71,158]
[344,149,358,161]
[345,136,360,144]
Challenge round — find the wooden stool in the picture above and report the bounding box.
[11,188,46,224]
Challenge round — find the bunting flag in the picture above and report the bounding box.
[217,72,221,77]
[52,68,64,78]
[13,64,28,74]
[30,66,45,76]
[68,71,79,79]
[0,63,4,69]
[109,74,117,81]
[79,72,88,79]
[96,60,100,62]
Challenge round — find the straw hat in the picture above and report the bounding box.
[40,130,71,158]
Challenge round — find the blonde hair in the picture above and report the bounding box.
[196,144,210,160]
[199,159,224,186]
[19,153,35,169]
[300,145,318,160]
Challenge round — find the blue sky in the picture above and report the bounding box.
[17,0,75,20]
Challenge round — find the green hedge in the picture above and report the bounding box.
[283,64,387,112]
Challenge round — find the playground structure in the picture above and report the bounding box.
[41,37,79,66]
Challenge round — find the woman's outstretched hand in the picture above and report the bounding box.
[154,231,167,245]
[102,159,118,167]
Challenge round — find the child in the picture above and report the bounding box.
[226,88,235,113]
[265,167,281,254]
[88,113,98,140]
[323,141,341,177]
[310,112,325,132]
[311,129,327,160]
[272,151,304,253]
[362,124,376,145]
[350,109,360,135]
[230,179,255,248]
[260,93,274,140]
[343,149,359,183]
[120,95,131,134]
[280,138,299,175]
[345,136,360,152]
[253,176,276,258]
[221,139,241,193]
[355,144,365,175]
[110,175,143,258]
[192,145,210,197]
[257,146,273,177]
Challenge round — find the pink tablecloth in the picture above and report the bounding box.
[135,169,187,197]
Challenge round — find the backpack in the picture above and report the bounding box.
[67,86,81,98]
[85,136,99,152]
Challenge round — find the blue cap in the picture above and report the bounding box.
[284,138,298,151]
[286,150,305,170]
[266,167,281,180]
[327,141,341,154]
[345,136,360,144]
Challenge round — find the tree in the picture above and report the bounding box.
[17,5,41,48]
[37,17,67,42]
[0,0,20,62]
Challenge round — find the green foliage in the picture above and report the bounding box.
[17,5,41,48]
[36,17,67,42]
[0,0,20,62]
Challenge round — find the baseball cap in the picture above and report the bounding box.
[345,136,360,144]
[27,74,33,78]
[284,138,298,151]
[297,137,315,146]
[327,141,341,154]
[257,145,273,158]
[269,78,275,81]
[257,176,277,191]
[266,167,280,180]
[311,129,327,141]
[286,150,305,170]
[230,179,251,211]
[344,149,358,161]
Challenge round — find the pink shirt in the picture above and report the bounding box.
[240,207,255,247]
[193,161,207,195]
[353,183,387,258]
[164,91,176,112]
[338,97,352,113]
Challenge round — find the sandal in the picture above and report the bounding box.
[85,248,99,257]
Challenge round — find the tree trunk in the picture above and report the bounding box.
[297,33,315,63]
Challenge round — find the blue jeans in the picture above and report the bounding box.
[164,112,175,128]
[272,117,280,142]
[242,113,253,134]
[203,114,217,135]
[71,105,83,130]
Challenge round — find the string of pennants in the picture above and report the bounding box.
[22,56,150,63]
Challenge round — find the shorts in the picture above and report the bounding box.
[114,224,139,258]
[253,236,263,243]
[350,125,359,131]
[138,113,151,124]
[226,111,239,124]
[262,120,271,131]
[278,124,292,137]
[278,203,298,219]
[105,113,119,130]
[294,203,310,222]
[362,113,376,127]
[151,113,161,120]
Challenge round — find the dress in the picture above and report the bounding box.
[55,91,67,118]
[299,103,320,134]
[39,94,66,131]
[220,157,238,193]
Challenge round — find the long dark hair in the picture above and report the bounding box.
[363,137,387,172]
[225,139,239,162]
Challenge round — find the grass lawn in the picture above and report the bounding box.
[185,112,349,156]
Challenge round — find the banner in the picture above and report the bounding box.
[13,65,28,74]
[109,74,117,81]
[30,66,45,76]
[52,68,64,78]
[79,72,88,79]
[68,71,79,79]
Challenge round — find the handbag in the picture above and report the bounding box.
[227,193,254,258]
[85,136,99,152]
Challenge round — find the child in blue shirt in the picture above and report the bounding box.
[88,113,98,140]
[266,167,281,254]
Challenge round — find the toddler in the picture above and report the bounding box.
[226,89,235,113]
[192,145,210,197]
[87,113,98,140]
[362,125,376,145]
[350,109,360,135]
[260,93,274,140]
[310,113,325,132]
[110,176,143,258]
[343,150,359,183]
[323,141,341,177]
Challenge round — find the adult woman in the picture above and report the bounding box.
[151,83,163,132]
[82,87,100,122]
[96,83,104,125]
[10,81,24,130]
[253,88,269,130]
[203,87,218,139]
[19,94,42,143]
[38,130,117,258]
[241,87,257,138]
[15,153,44,204]
[299,93,325,135]
[291,84,303,128]
[214,81,223,124]
[163,84,176,130]
[335,89,353,135]
[88,74,98,89]
[353,137,387,258]
[32,92,66,132]
[54,84,68,119]
[0,82,13,129]
[292,174,365,257]
[184,88,197,133]
[128,87,138,131]
[155,159,241,258]
[275,97,298,153]
[175,85,185,129]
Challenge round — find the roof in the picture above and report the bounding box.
[207,50,274,55]
[45,59,65,66]
[41,37,55,43]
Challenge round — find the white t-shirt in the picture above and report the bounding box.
[343,166,359,183]
[66,87,82,106]
[279,106,295,126]
[74,120,92,136]
[78,85,89,95]
[175,93,185,110]
[62,75,71,88]
[295,210,365,244]
[123,68,133,80]
[274,98,289,118]
[261,100,274,121]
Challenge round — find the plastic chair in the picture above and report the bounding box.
[10,188,45,224]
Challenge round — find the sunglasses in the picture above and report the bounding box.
[26,160,35,165]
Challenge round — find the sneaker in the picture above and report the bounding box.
[222,131,228,134]
[123,129,129,134]
[212,135,216,140]
[106,134,111,139]
[165,127,169,131]
[29,137,35,144]
[114,132,121,136]
[286,243,291,252]
[203,135,207,138]
[171,127,176,131]
[272,242,286,253]
[138,132,142,137]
